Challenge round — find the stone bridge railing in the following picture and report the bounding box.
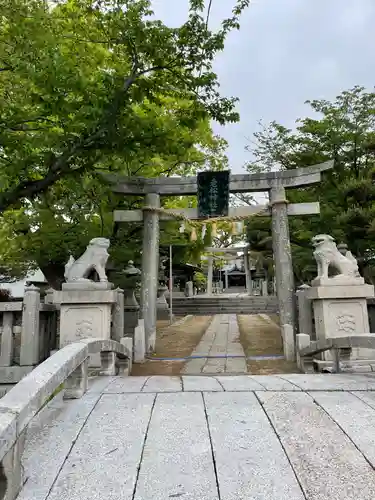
[0,338,131,500]
[296,334,375,373]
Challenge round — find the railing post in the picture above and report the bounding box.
[100,351,117,376]
[296,333,311,372]
[112,288,124,342]
[64,358,88,399]
[0,428,26,500]
[20,286,41,367]
[296,284,312,337]
[281,324,295,361]
[120,338,133,375]
[0,312,14,366]
[332,348,341,373]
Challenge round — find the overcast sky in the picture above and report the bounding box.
[153,0,375,173]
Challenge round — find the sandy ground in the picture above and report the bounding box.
[131,316,212,376]
[237,314,297,374]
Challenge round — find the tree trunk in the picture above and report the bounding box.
[38,262,66,290]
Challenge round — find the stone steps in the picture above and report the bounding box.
[169,297,278,316]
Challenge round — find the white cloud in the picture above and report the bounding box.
[151,0,375,173]
[338,0,375,32]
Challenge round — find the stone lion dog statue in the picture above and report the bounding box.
[64,237,110,282]
[312,234,360,280]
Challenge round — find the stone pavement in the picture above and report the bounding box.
[182,314,247,374]
[19,373,375,500]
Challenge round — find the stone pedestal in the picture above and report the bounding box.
[124,304,140,336]
[282,324,295,362]
[134,318,146,363]
[123,304,146,363]
[59,282,117,366]
[122,275,146,362]
[307,280,375,361]
[123,286,141,339]
[111,288,124,342]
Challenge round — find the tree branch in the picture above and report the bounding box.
[159,159,204,176]
[0,59,12,72]
[0,61,178,212]
[206,0,214,29]
[0,162,88,212]
[0,117,57,128]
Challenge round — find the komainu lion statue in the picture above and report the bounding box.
[312,234,360,280]
[64,238,110,282]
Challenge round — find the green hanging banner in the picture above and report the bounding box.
[197,170,230,219]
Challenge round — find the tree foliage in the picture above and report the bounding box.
[0,112,229,287]
[0,0,249,211]
[0,0,251,285]
[246,86,375,284]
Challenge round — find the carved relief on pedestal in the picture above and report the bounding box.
[75,319,93,339]
[336,314,356,333]
[326,301,368,338]
[60,306,110,347]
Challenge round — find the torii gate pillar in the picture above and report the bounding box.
[270,186,294,331]
[141,193,160,352]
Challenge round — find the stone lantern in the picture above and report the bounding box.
[254,269,266,296]
[113,260,141,339]
[123,260,142,307]
[337,242,348,256]
[157,257,171,320]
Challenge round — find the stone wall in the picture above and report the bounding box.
[0,279,148,388]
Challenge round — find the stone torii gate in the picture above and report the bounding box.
[204,245,252,295]
[107,160,332,352]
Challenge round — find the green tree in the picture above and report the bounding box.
[0,0,249,212]
[193,271,207,287]
[245,86,375,284]
[0,0,251,285]
[0,111,229,287]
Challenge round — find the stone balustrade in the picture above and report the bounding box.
[0,337,132,499]
[296,333,375,374]
[0,287,59,384]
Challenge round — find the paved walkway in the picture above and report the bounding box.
[182,314,247,374]
[19,374,375,500]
